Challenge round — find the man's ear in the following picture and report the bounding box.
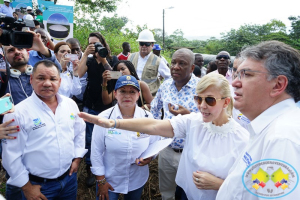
[270,75,288,98]
[191,64,195,73]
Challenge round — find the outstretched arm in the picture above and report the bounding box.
[78,112,174,138]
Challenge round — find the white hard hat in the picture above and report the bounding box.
[3,0,10,3]
[27,6,32,10]
[25,14,34,20]
[136,29,156,42]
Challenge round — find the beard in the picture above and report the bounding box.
[11,58,28,69]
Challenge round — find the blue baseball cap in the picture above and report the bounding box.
[115,75,140,91]
[152,44,162,51]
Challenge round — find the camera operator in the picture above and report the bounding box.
[30,28,60,69]
[78,32,118,187]
[0,29,61,199]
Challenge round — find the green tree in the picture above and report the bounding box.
[100,15,128,32]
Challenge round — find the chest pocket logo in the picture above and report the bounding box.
[137,132,150,139]
[108,130,121,135]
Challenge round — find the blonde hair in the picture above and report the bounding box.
[196,73,233,117]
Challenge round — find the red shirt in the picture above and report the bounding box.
[117,53,130,60]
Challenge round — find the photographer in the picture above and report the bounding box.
[78,32,118,187]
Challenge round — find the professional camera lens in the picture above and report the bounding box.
[94,42,108,58]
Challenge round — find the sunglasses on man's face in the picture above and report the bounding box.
[216,55,230,60]
[194,96,226,106]
[139,42,151,47]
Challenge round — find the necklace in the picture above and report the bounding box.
[122,114,134,118]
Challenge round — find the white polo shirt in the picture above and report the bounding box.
[216,99,300,200]
[169,113,249,200]
[136,52,171,80]
[59,71,82,98]
[2,92,87,188]
[91,104,160,194]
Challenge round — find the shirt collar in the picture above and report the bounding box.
[248,98,296,135]
[139,52,152,60]
[171,74,199,89]
[32,91,63,108]
[113,103,139,119]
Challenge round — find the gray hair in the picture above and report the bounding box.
[173,48,195,66]
[240,40,300,102]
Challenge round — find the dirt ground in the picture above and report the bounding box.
[0,158,162,200]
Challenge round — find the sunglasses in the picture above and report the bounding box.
[216,55,230,60]
[194,96,227,106]
[139,42,151,47]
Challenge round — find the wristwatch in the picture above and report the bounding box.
[101,84,107,91]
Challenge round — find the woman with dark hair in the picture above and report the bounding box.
[102,60,153,110]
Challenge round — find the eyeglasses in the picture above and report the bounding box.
[194,96,227,106]
[233,69,272,80]
[139,42,151,47]
[216,55,230,60]
[27,10,32,11]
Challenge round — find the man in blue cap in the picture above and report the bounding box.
[152,44,169,67]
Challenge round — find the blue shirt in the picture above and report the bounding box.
[0,5,13,17]
[150,74,200,149]
[28,50,62,71]
[5,74,32,105]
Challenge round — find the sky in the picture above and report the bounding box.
[59,0,300,40]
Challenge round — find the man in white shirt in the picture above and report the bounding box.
[0,0,13,17]
[216,41,300,200]
[128,29,171,96]
[2,60,87,199]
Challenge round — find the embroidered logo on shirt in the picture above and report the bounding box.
[32,118,46,130]
[108,130,121,135]
[70,113,75,120]
[242,159,299,198]
[137,132,149,138]
[243,151,252,166]
[238,113,250,124]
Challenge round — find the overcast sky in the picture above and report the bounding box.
[60,0,300,40]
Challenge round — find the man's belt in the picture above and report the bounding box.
[29,169,70,183]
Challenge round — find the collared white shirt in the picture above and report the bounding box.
[212,68,232,84]
[170,113,249,200]
[230,85,250,129]
[59,71,82,98]
[136,52,171,80]
[0,5,13,17]
[151,74,200,149]
[2,92,87,188]
[217,99,300,200]
[91,104,160,194]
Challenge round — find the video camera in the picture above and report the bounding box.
[0,16,34,48]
